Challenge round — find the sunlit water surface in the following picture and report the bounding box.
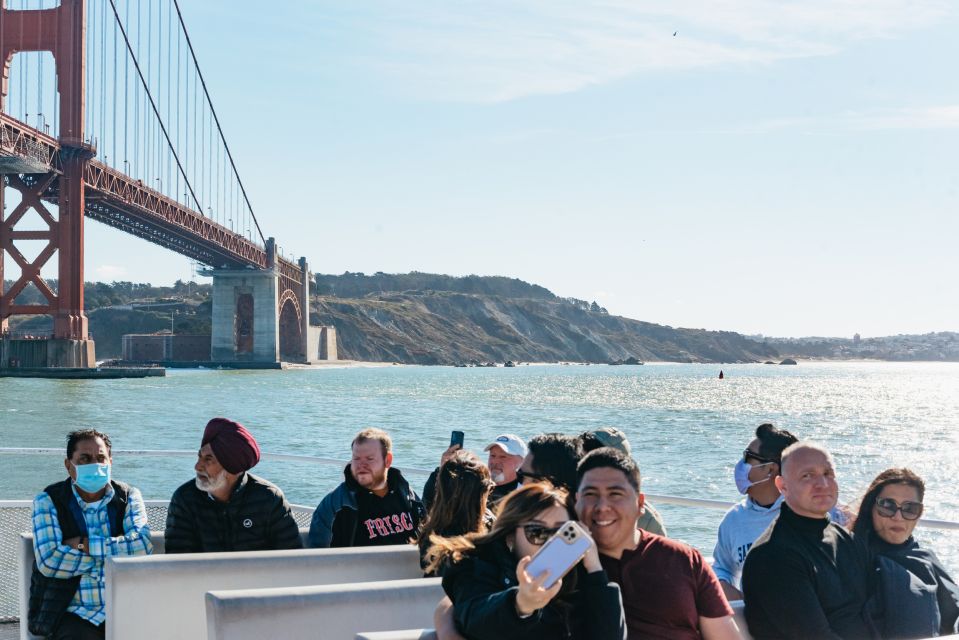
[2,362,957,570]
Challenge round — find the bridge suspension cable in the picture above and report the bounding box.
[85,0,263,251]
[171,0,265,244]
[106,0,203,217]
[2,0,286,268]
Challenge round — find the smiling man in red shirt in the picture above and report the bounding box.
[575,448,741,640]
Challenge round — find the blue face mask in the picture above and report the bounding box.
[734,459,772,495]
[72,462,111,493]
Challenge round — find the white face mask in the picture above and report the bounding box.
[196,468,228,494]
[734,459,773,495]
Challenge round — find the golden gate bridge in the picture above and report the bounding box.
[0,0,319,368]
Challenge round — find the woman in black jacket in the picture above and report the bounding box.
[426,481,626,640]
[853,468,959,637]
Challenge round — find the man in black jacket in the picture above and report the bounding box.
[164,418,302,553]
[308,427,425,547]
[742,442,875,639]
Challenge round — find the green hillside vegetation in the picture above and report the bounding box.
[4,279,212,358]
[315,271,563,303]
[10,273,951,363]
[311,272,777,364]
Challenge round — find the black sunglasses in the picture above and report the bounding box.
[743,449,777,465]
[516,468,549,484]
[875,497,923,521]
[521,523,562,545]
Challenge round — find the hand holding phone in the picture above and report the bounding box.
[440,431,465,468]
[515,555,564,617]
[525,521,594,589]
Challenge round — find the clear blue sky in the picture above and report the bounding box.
[65,1,959,337]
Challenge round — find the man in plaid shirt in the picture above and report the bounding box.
[29,429,152,639]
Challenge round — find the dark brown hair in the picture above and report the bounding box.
[425,481,572,574]
[418,451,491,560]
[352,427,392,458]
[851,468,925,538]
[577,447,640,493]
[527,433,582,492]
[67,429,112,459]
[754,423,798,464]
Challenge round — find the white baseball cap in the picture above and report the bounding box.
[484,433,528,458]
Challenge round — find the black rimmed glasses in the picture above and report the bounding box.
[521,523,562,545]
[742,449,776,465]
[875,497,923,520]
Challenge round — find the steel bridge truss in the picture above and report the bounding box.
[1,111,304,336]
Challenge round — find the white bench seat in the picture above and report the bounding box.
[206,577,444,640]
[106,544,421,640]
[355,631,437,640]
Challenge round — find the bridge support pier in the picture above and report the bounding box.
[1,336,94,368]
[1,0,97,368]
[207,268,280,363]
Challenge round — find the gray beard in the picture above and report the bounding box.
[196,470,228,494]
[491,471,506,484]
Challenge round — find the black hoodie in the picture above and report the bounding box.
[308,465,426,548]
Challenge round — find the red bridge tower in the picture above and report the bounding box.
[1,0,96,365]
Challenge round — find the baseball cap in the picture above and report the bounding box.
[586,427,631,455]
[484,433,528,458]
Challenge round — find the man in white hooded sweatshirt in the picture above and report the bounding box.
[712,423,798,601]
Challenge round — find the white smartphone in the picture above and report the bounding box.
[525,521,593,589]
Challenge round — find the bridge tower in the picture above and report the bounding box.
[205,238,326,365]
[0,0,95,366]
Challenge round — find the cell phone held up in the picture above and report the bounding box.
[525,521,594,589]
[450,430,465,449]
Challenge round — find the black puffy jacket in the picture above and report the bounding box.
[164,472,302,553]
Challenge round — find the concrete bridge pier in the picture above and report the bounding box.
[204,239,335,366]
[206,267,281,363]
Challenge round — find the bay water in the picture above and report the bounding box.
[1,361,957,570]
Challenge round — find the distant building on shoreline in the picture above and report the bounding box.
[122,332,211,363]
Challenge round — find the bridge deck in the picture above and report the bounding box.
[0,112,301,285]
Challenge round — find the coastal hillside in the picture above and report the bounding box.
[311,273,779,365]
[765,332,959,362]
[12,274,954,363]
[4,279,212,358]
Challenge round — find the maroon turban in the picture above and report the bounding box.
[202,418,260,474]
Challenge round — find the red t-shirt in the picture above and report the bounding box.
[600,531,733,640]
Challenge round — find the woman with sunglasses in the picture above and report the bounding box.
[426,482,626,640]
[853,468,959,637]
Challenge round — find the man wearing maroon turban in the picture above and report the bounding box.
[164,418,302,553]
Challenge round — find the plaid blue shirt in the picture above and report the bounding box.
[32,482,153,625]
